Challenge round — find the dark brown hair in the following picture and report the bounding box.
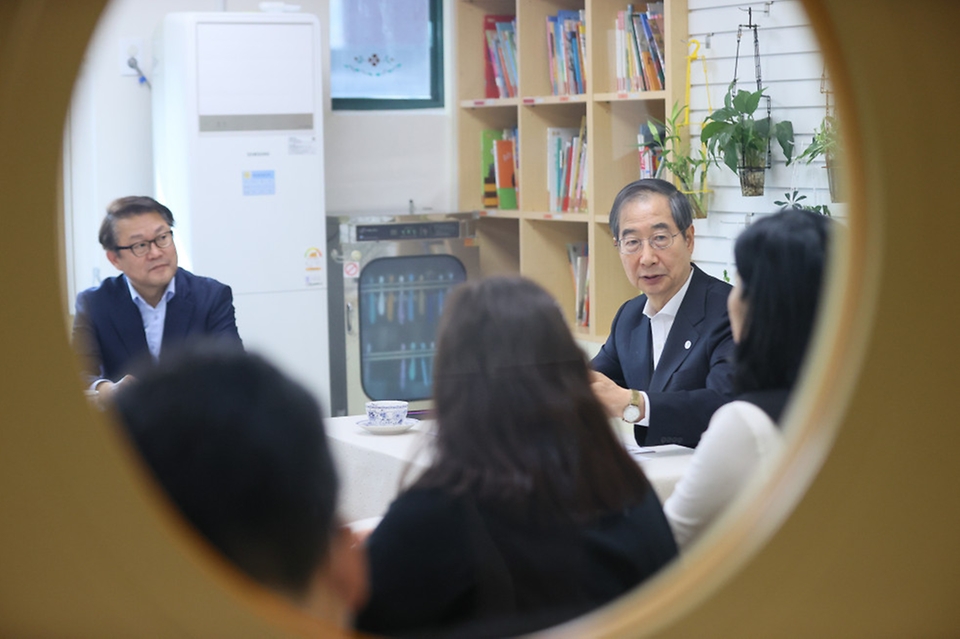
[98,195,175,251]
[415,276,650,522]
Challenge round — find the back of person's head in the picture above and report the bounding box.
[422,276,649,520]
[99,195,175,251]
[113,343,343,603]
[732,208,831,393]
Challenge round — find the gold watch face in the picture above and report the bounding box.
[623,404,641,423]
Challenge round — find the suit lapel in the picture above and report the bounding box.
[650,267,707,391]
[628,310,654,390]
[162,269,194,343]
[109,276,149,357]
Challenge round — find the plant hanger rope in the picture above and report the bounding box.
[732,7,772,169]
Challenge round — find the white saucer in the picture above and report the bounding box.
[357,417,419,435]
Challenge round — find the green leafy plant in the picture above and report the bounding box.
[774,190,831,216]
[796,114,841,164]
[700,82,795,196]
[795,114,844,202]
[644,103,710,218]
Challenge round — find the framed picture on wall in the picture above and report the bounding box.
[330,0,444,110]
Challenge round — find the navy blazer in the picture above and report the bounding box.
[592,265,735,447]
[72,268,242,385]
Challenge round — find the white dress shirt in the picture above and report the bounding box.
[636,267,695,425]
[126,275,177,360]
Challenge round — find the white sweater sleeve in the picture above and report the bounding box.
[663,401,783,550]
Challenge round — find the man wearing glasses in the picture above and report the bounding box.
[590,179,735,448]
[72,196,242,396]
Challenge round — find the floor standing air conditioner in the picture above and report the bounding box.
[152,11,330,412]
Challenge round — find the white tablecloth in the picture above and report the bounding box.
[326,415,694,523]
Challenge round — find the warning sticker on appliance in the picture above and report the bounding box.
[242,170,276,196]
[304,247,324,286]
[289,136,318,155]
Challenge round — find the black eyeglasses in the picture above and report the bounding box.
[115,230,174,257]
[616,230,682,255]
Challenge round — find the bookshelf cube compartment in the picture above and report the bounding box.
[457,0,518,101]
[458,105,519,212]
[589,98,665,220]
[519,101,587,213]
[477,216,521,277]
[520,219,589,328]
[519,0,587,98]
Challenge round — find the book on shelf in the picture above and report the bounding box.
[495,20,519,97]
[546,120,588,213]
[493,138,518,210]
[545,16,560,95]
[637,121,663,179]
[547,126,578,212]
[628,5,645,90]
[616,3,666,92]
[547,10,586,96]
[645,3,667,83]
[566,242,590,327]
[631,13,661,90]
[481,129,504,207]
[483,15,516,98]
[573,136,588,211]
[566,116,587,211]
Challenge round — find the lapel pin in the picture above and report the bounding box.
[684,340,692,350]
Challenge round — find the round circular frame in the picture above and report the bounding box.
[2,1,959,635]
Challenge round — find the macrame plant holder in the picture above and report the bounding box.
[820,68,843,202]
[732,7,771,196]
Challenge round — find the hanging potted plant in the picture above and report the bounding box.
[700,81,795,197]
[643,103,711,218]
[796,114,844,202]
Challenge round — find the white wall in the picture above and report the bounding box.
[686,0,845,280]
[64,0,457,309]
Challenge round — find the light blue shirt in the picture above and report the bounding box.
[125,275,177,360]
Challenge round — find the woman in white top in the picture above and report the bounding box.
[664,208,831,549]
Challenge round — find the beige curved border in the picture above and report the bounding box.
[1,0,958,636]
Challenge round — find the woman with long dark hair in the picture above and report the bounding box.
[663,208,831,549]
[355,276,677,638]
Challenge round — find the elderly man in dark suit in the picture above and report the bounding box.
[591,179,735,448]
[72,196,242,396]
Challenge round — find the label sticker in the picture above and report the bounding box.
[289,136,318,155]
[305,247,324,286]
[242,170,276,196]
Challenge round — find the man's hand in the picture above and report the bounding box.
[589,370,644,420]
[94,375,136,399]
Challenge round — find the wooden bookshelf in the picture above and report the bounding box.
[457,0,688,341]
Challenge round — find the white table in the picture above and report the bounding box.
[326,415,694,523]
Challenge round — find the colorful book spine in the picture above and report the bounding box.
[546,16,559,95]
[546,127,577,211]
[495,20,519,98]
[639,13,665,89]
[632,13,660,90]
[625,5,644,91]
[645,4,667,82]
[614,11,627,91]
[483,15,514,98]
[493,138,518,210]
[481,129,503,207]
[577,15,588,93]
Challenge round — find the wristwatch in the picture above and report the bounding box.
[622,389,642,423]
